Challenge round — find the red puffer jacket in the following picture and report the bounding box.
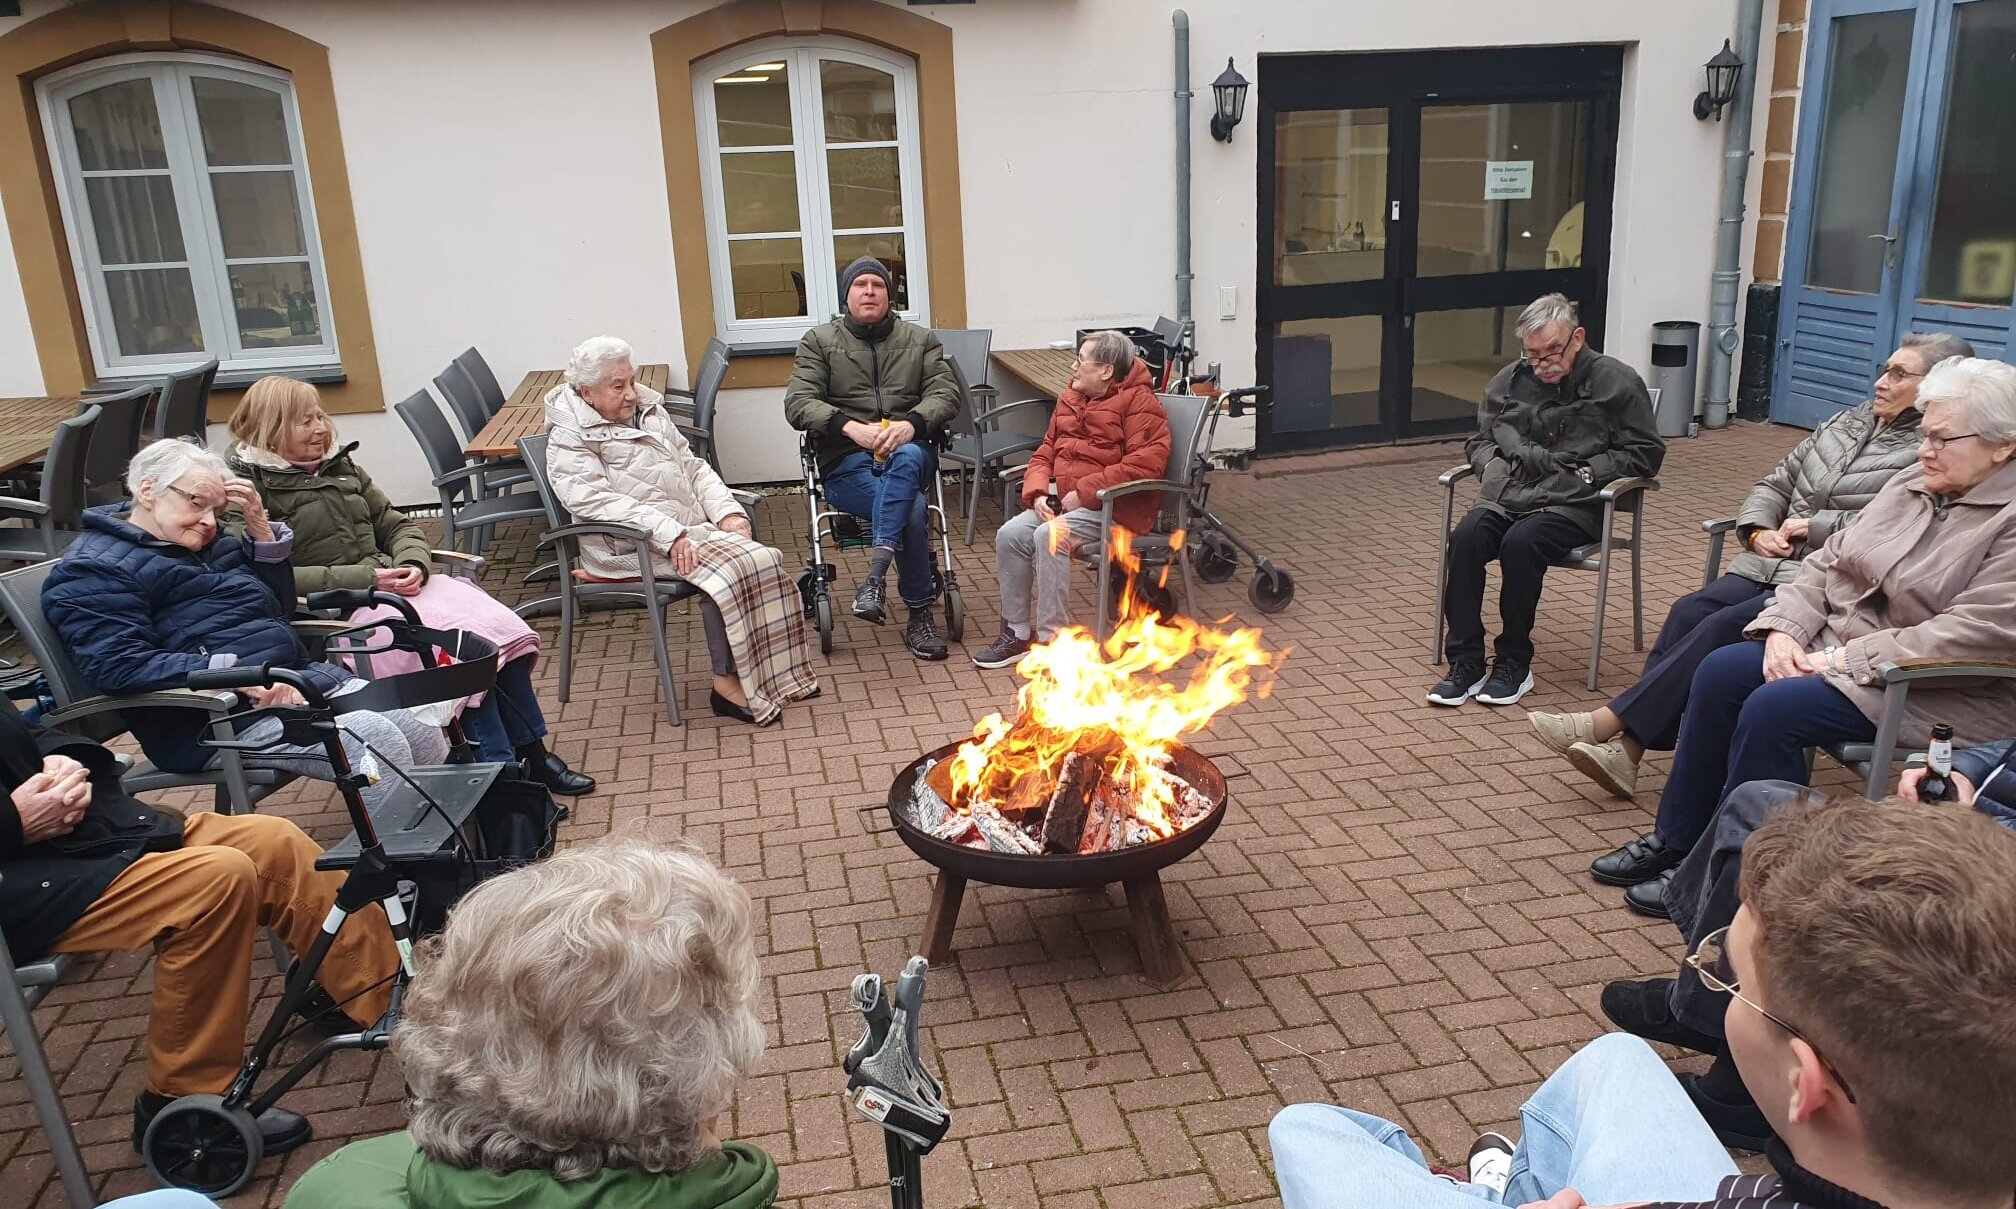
[1019,358,1173,534]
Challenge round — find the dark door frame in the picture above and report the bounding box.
[1255,45,1623,454]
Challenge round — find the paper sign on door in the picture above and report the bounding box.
[1485,160,1534,200]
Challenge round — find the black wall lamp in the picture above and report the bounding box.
[1693,38,1744,121]
[1210,58,1249,142]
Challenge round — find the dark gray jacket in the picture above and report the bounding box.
[1464,348,1665,537]
[1729,401,1922,585]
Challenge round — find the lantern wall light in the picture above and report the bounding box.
[1210,58,1249,142]
[1694,38,1744,121]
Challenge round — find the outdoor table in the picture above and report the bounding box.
[463,363,671,459]
[989,348,1075,402]
[0,396,85,475]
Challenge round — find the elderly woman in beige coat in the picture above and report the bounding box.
[1587,355,2016,904]
[545,336,817,725]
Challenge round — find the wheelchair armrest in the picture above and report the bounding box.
[291,619,355,636]
[1437,463,1478,489]
[1096,478,1189,503]
[43,688,235,728]
[1701,516,1739,534]
[1598,477,1659,503]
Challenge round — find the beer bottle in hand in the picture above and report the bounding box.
[1920,723,1957,803]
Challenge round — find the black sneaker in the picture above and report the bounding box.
[1475,658,1534,705]
[852,577,888,624]
[1426,659,1487,706]
[904,609,950,661]
[1599,978,1721,1055]
[1677,1073,1777,1152]
[971,623,1032,669]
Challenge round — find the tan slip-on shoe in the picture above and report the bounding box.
[1528,710,1596,756]
[1567,738,1639,800]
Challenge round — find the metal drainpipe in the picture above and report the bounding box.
[1702,0,1766,428]
[1173,9,1193,327]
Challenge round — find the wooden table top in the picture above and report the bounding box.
[0,395,83,475]
[990,348,1075,401]
[464,363,671,459]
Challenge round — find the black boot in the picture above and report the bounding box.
[515,740,596,796]
[1679,1046,1776,1151]
[135,1090,313,1156]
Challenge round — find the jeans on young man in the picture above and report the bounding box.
[1268,1033,1736,1209]
[823,443,939,607]
[458,656,550,762]
[1441,507,1591,666]
[996,507,1104,640]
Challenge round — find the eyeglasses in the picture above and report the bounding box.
[1877,363,1925,382]
[1519,333,1579,368]
[1685,925,1857,1103]
[163,484,220,514]
[1921,431,1983,453]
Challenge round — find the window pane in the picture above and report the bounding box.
[1918,0,2016,304]
[103,268,203,356]
[191,76,292,166]
[1413,307,1519,426]
[210,170,306,257]
[827,146,901,230]
[1804,9,1914,294]
[85,176,185,265]
[230,262,322,348]
[721,151,801,235]
[834,233,908,310]
[715,69,793,148]
[69,79,167,171]
[1271,316,1382,432]
[728,238,807,319]
[822,60,897,142]
[1416,101,1592,277]
[1274,109,1388,286]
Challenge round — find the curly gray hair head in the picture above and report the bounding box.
[1515,292,1580,341]
[125,435,229,498]
[392,837,765,1181]
[1917,356,2016,446]
[565,335,636,393]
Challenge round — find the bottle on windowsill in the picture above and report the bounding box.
[1920,723,1957,803]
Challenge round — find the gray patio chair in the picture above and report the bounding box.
[662,338,730,475]
[432,364,532,496]
[1430,464,1659,691]
[152,357,218,443]
[77,384,154,507]
[395,390,545,555]
[451,346,509,414]
[0,406,97,564]
[0,876,92,1209]
[1825,660,2016,797]
[1699,515,1742,590]
[936,329,1044,545]
[1085,392,1210,643]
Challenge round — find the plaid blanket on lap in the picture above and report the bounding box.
[683,529,819,724]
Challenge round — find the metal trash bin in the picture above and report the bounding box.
[1649,321,1701,439]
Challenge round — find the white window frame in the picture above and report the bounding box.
[694,37,930,349]
[38,51,340,379]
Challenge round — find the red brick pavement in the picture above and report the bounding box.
[2,423,1850,1207]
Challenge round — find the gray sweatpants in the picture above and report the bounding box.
[995,507,1104,640]
[214,679,451,815]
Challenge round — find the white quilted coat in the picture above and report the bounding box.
[542,383,747,580]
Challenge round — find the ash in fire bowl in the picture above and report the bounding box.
[908,736,1218,856]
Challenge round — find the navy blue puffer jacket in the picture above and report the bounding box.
[43,506,348,773]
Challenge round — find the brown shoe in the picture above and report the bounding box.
[1567,738,1639,799]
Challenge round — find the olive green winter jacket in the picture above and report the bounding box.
[228,441,436,593]
[783,315,961,470]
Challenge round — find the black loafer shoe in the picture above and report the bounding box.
[1624,869,1675,918]
[710,689,762,724]
[134,1091,314,1156]
[1677,1073,1777,1152]
[1599,978,1720,1055]
[530,751,596,796]
[1591,831,1686,886]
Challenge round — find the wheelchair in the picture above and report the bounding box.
[137,589,543,1197]
[796,430,967,656]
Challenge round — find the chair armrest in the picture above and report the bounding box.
[1096,478,1189,503]
[536,521,658,547]
[1877,658,2016,684]
[728,490,763,540]
[433,549,485,577]
[674,422,714,449]
[0,497,50,518]
[1598,477,1659,503]
[1437,463,1477,488]
[43,688,234,728]
[1701,516,1739,534]
[290,619,355,637]
[431,464,491,492]
[972,398,1052,430]
[661,385,697,401]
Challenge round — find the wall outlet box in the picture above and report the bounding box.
[1218,285,1238,320]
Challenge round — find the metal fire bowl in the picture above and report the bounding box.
[886,739,1227,891]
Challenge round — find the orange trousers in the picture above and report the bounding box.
[46,812,398,1097]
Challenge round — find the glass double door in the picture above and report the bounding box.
[1775,0,2016,427]
[1256,48,1621,452]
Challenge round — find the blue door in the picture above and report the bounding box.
[1774,0,2016,427]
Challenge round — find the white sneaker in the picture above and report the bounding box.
[1567,738,1640,800]
[1528,710,1595,755]
[1467,1131,1515,1195]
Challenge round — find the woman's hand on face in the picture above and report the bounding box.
[374,565,426,596]
[670,535,700,576]
[1762,630,1815,681]
[718,514,753,540]
[224,479,273,541]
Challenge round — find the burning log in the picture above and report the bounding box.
[1041,748,1113,853]
[968,799,1041,855]
[1078,781,1125,854]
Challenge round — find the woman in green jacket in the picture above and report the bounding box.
[227,377,592,795]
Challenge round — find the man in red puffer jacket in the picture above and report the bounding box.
[972,330,1172,668]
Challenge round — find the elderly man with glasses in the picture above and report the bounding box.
[1429,292,1664,708]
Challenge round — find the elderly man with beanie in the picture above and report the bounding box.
[785,256,962,660]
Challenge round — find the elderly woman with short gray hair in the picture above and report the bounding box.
[544,336,817,725]
[1589,355,2016,915]
[281,837,777,1208]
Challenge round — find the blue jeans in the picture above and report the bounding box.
[1268,1034,1736,1209]
[823,444,939,607]
[458,656,549,761]
[1654,640,1875,850]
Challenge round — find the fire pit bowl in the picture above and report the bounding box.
[885,739,1228,984]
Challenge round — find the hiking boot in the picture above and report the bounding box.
[1474,658,1534,705]
[904,609,950,661]
[1568,738,1640,799]
[971,623,1032,669]
[1528,709,1595,755]
[852,577,888,624]
[1466,1132,1515,1196]
[1426,659,1488,707]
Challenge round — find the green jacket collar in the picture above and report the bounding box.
[405,1140,778,1209]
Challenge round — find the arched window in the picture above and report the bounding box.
[38,53,338,377]
[694,38,929,348]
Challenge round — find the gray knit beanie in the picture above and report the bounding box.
[838,256,893,308]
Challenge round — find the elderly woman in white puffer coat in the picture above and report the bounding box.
[545,336,818,725]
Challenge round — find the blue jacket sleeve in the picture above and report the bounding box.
[44,561,214,695]
[1954,740,2014,805]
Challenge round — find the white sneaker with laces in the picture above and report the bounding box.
[1467,1131,1515,1195]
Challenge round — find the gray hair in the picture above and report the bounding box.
[126,436,229,498]
[1917,356,2016,446]
[1080,330,1137,379]
[1897,331,1976,371]
[1516,293,1580,340]
[393,837,764,1182]
[564,335,636,392]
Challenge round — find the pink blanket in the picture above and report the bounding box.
[343,574,540,705]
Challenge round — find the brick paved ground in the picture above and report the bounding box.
[2,421,1854,1207]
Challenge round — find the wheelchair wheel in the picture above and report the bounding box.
[141,1094,263,1197]
[1248,566,1295,614]
[1191,531,1239,583]
[814,595,834,655]
[944,586,965,642]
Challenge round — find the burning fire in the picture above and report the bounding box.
[941,530,1285,842]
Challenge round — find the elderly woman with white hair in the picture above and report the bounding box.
[281,837,777,1209]
[545,336,817,725]
[42,438,449,814]
[1588,355,2016,915]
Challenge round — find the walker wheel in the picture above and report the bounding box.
[1248,566,1295,614]
[814,595,835,655]
[1191,531,1239,583]
[944,587,965,643]
[141,1093,263,1197]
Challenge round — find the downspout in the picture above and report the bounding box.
[1173,9,1193,326]
[1702,0,1766,428]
